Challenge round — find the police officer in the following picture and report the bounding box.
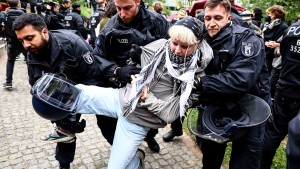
[64,3,90,39]
[46,2,65,30]
[261,20,300,169]
[287,111,300,169]
[88,0,105,48]
[164,0,251,143]
[2,0,26,90]
[59,0,71,16]
[192,0,270,168]
[13,13,115,169]
[92,0,169,153]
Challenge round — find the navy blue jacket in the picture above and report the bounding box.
[200,23,271,104]
[64,10,89,39]
[277,21,300,100]
[92,6,169,67]
[26,30,113,87]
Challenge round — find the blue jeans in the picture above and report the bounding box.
[75,84,149,169]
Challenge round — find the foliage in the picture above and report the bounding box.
[80,3,92,18]
[144,0,171,15]
[240,0,300,24]
[50,0,91,17]
[183,108,287,168]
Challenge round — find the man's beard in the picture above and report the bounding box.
[30,37,48,56]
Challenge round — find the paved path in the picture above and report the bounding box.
[0,44,203,169]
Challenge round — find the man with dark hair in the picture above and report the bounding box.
[93,0,169,153]
[192,0,270,168]
[13,13,115,169]
[44,2,65,30]
[59,0,71,16]
[2,0,26,90]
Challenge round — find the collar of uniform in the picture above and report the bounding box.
[208,23,232,44]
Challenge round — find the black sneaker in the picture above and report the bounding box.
[145,137,160,153]
[3,82,12,90]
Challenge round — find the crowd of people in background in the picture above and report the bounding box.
[1,0,300,168]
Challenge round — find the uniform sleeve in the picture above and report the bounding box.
[201,32,265,97]
[72,37,116,85]
[91,27,118,78]
[75,15,90,38]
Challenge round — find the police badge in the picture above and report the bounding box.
[242,42,254,57]
[82,52,94,64]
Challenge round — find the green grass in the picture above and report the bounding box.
[78,0,92,18]
[183,108,287,169]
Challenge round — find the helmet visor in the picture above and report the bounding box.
[31,73,81,112]
[187,107,232,143]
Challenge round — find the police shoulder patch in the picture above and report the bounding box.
[82,52,94,64]
[241,42,255,57]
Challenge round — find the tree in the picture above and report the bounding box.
[240,0,300,24]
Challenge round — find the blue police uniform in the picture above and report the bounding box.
[196,23,270,169]
[88,8,104,48]
[64,10,89,39]
[3,7,27,87]
[27,30,114,166]
[261,21,300,169]
[91,6,169,149]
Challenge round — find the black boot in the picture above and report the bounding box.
[59,163,70,169]
[145,137,160,153]
[162,130,183,142]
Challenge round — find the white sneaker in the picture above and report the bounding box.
[41,125,76,143]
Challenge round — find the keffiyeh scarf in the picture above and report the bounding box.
[263,18,282,32]
[124,39,213,118]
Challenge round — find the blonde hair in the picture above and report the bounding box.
[168,25,199,45]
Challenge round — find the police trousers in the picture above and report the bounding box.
[198,123,265,169]
[261,93,300,169]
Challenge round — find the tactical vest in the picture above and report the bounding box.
[64,14,75,30]
[89,11,102,29]
[104,27,155,66]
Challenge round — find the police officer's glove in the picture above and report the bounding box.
[129,44,142,64]
[115,65,141,83]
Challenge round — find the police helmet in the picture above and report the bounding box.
[240,10,253,21]
[31,73,81,121]
[188,94,271,143]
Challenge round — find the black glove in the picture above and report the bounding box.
[129,44,142,64]
[115,65,141,83]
